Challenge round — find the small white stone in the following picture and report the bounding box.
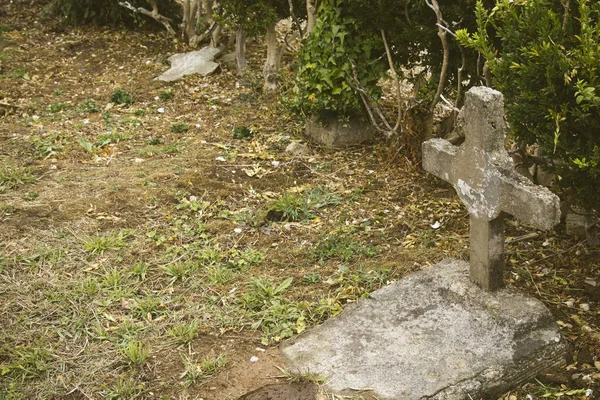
[189,196,197,201]
[157,107,165,113]
[430,221,441,229]
[215,156,226,162]
[134,158,144,163]
[565,299,575,307]
[580,303,590,312]
[250,356,259,363]
[271,161,280,167]
[234,228,243,233]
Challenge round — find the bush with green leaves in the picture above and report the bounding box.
[289,0,485,129]
[218,0,306,36]
[457,0,600,210]
[290,0,387,120]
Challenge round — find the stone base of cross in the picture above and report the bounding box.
[422,87,561,291]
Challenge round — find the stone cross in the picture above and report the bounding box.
[422,87,561,291]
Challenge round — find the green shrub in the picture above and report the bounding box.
[289,0,387,120]
[458,0,600,210]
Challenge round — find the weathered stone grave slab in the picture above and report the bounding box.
[280,87,567,400]
[156,46,220,82]
[281,260,566,400]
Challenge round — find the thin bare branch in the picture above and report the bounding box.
[348,60,395,136]
[288,0,304,40]
[426,0,450,113]
[118,1,176,36]
[381,29,403,133]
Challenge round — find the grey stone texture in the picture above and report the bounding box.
[157,46,220,82]
[305,116,375,147]
[422,87,561,290]
[566,212,599,247]
[285,141,310,156]
[280,260,567,400]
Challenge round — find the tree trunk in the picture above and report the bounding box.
[264,21,283,91]
[235,28,247,76]
[306,0,317,35]
[183,0,199,47]
[211,23,222,48]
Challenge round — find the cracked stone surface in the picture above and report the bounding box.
[280,260,567,400]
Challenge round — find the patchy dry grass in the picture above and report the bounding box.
[0,3,598,400]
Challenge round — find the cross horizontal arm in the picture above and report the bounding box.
[499,171,561,231]
[422,138,458,183]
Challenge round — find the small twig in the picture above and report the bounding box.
[438,94,460,112]
[527,241,585,266]
[436,23,456,38]
[523,265,542,297]
[505,232,539,245]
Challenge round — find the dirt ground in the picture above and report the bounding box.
[0,1,599,399]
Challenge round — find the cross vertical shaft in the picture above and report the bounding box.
[470,215,505,291]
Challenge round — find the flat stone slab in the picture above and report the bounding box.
[305,116,374,147]
[156,46,220,82]
[280,260,567,400]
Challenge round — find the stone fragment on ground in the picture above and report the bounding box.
[566,212,599,247]
[305,116,374,147]
[281,260,567,400]
[156,46,220,82]
[218,52,237,70]
[236,382,318,400]
[285,141,310,156]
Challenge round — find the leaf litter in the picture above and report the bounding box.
[0,3,598,400]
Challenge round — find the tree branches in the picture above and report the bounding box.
[118,1,176,36]
[425,0,449,113]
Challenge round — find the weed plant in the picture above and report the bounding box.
[110,89,135,106]
[120,340,150,367]
[158,90,174,100]
[311,231,380,263]
[0,162,35,191]
[83,230,130,255]
[170,123,189,133]
[166,320,200,346]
